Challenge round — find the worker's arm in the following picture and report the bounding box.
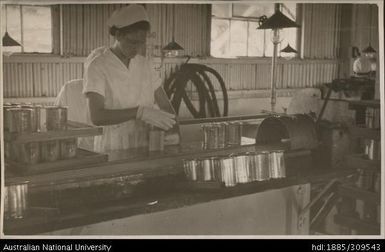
[86,92,138,126]
[86,92,176,130]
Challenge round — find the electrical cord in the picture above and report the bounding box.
[164,57,228,118]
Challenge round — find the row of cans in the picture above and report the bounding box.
[183,150,286,187]
[3,182,29,219]
[364,107,380,129]
[3,103,68,133]
[363,139,381,160]
[201,121,243,149]
[356,168,381,193]
[5,138,77,164]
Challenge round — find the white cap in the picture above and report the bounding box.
[107,5,149,29]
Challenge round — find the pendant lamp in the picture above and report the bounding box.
[162,4,184,57]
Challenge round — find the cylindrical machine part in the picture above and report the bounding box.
[8,108,33,133]
[256,114,318,150]
[13,142,40,164]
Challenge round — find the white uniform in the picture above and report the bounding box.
[83,47,161,152]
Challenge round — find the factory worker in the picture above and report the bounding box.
[83,5,176,152]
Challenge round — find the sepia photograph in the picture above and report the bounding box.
[0,0,383,238]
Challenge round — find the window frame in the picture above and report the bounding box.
[3,4,58,55]
[210,3,300,59]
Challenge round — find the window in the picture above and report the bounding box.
[211,3,298,58]
[2,5,53,54]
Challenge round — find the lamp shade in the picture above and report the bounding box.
[280,43,298,53]
[163,39,184,51]
[362,44,376,54]
[2,32,21,47]
[258,10,300,30]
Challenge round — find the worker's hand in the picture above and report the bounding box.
[137,106,176,131]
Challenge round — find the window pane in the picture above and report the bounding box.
[229,20,247,57]
[211,18,230,58]
[247,22,264,57]
[233,3,274,18]
[212,4,231,18]
[22,6,52,53]
[281,3,296,20]
[4,5,22,53]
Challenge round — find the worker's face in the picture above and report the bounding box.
[116,30,147,59]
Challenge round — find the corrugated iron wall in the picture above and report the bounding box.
[3,58,339,98]
[302,4,342,59]
[3,3,352,98]
[61,4,210,57]
[3,58,84,98]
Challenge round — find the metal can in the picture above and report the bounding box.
[183,159,200,181]
[7,182,28,219]
[149,128,165,152]
[201,157,218,181]
[373,108,380,129]
[46,106,68,130]
[3,105,15,131]
[20,105,39,132]
[365,139,380,160]
[226,122,242,146]
[35,105,47,132]
[269,150,286,179]
[356,169,374,191]
[218,156,236,187]
[214,123,226,148]
[365,107,375,128]
[208,125,219,149]
[41,140,60,162]
[60,138,77,159]
[13,142,40,164]
[4,186,9,219]
[8,108,33,133]
[255,151,270,181]
[233,154,249,183]
[374,172,380,193]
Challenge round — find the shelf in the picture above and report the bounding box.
[5,149,108,176]
[4,121,103,143]
[345,154,380,170]
[338,185,380,204]
[349,126,380,140]
[348,100,380,111]
[334,214,380,235]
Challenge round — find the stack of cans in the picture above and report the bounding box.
[201,121,243,149]
[4,182,29,220]
[183,150,286,187]
[4,103,76,164]
[3,103,68,133]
